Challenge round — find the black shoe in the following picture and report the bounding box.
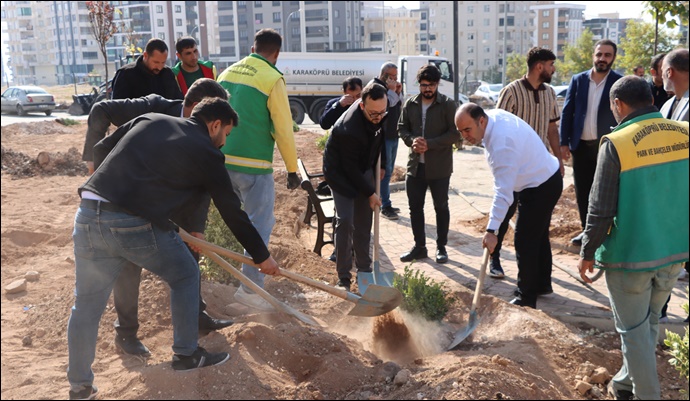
[488,257,505,278]
[391,206,401,213]
[199,312,234,332]
[509,296,536,309]
[400,246,428,262]
[336,278,351,292]
[69,385,98,400]
[607,382,634,400]
[328,251,336,262]
[513,287,553,297]
[571,232,584,245]
[381,206,400,220]
[172,346,230,371]
[436,246,448,263]
[115,334,151,357]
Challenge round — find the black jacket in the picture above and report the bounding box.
[323,99,386,198]
[82,94,183,162]
[370,77,402,140]
[82,114,270,264]
[111,55,183,100]
[319,96,348,130]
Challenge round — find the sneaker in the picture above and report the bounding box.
[400,246,428,262]
[234,286,275,312]
[69,385,98,400]
[172,347,230,371]
[336,278,351,292]
[381,206,399,220]
[488,257,505,279]
[659,316,670,324]
[607,381,634,400]
[114,334,151,357]
[391,206,401,213]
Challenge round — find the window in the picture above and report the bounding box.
[370,32,383,42]
[467,19,474,27]
[334,10,339,18]
[239,14,247,24]
[292,27,299,35]
[484,5,490,12]
[421,12,427,20]
[335,26,340,35]
[542,33,549,40]
[543,10,550,17]
[467,5,474,13]
[176,19,182,26]
[485,46,491,53]
[156,5,163,13]
[468,46,474,54]
[441,8,446,15]
[19,7,32,16]
[159,33,165,40]
[175,5,181,13]
[484,18,490,26]
[177,32,183,39]
[82,52,98,59]
[543,22,549,28]
[81,39,88,46]
[273,12,281,22]
[468,33,474,40]
[484,32,490,40]
[255,13,263,24]
[157,19,164,27]
[420,23,427,30]
[239,29,248,39]
[484,59,490,66]
[499,16,514,26]
[273,1,281,5]
[238,1,246,7]
[255,1,262,7]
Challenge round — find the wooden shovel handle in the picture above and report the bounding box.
[471,248,490,313]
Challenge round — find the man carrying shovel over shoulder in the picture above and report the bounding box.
[66,98,279,400]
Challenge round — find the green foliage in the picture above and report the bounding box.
[316,131,329,151]
[664,286,689,399]
[643,1,689,30]
[618,20,678,74]
[199,201,243,286]
[56,118,80,126]
[293,120,300,132]
[393,264,453,321]
[505,53,527,83]
[560,29,596,81]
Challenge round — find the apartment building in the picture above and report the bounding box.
[362,4,418,56]
[583,13,632,45]
[531,3,585,61]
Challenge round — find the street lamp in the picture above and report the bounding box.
[189,24,205,57]
[284,10,300,52]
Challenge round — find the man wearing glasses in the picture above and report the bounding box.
[398,65,460,264]
[322,83,388,292]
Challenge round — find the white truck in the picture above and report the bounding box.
[275,52,468,124]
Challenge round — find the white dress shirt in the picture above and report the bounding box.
[483,109,560,231]
[581,70,611,141]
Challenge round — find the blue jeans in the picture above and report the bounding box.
[227,170,275,291]
[68,202,200,389]
[381,138,399,209]
[606,263,683,400]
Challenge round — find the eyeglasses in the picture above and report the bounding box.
[363,108,388,119]
[419,83,438,89]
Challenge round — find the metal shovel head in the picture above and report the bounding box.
[347,284,403,317]
[357,261,395,295]
[448,310,480,350]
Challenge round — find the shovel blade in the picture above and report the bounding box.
[358,262,395,294]
[357,272,376,295]
[347,284,403,317]
[447,311,479,350]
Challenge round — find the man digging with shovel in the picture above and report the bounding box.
[67,98,279,400]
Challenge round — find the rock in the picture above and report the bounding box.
[376,361,401,382]
[25,271,40,282]
[35,328,46,338]
[22,335,32,346]
[575,380,592,395]
[5,279,27,294]
[591,385,602,398]
[394,369,411,386]
[360,391,372,399]
[36,152,52,168]
[589,367,611,384]
[577,361,596,377]
[491,354,509,367]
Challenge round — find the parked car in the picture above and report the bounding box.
[1,86,56,116]
[551,85,569,111]
[473,83,503,103]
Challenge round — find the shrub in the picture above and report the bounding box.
[316,131,329,151]
[393,264,453,321]
[198,201,244,286]
[664,285,689,399]
[56,118,80,126]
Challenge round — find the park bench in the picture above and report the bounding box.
[297,158,335,256]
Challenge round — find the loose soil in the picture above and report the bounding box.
[1,120,686,400]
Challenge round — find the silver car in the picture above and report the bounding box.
[1,86,56,116]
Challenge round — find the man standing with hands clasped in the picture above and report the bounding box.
[578,76,688,400]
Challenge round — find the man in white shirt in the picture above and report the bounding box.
[455,104,563,309]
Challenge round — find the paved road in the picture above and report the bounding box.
[1,110,89,126]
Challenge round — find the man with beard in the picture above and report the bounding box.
[560,39,622,246]
[489,47,564,281]
[659,48,689,122]
[322,82,387,292]
[398,65,460,264]
[112,38,184,100]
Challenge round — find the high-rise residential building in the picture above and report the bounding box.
[213,1,363,69]
[531,3,585,61]
[583,13,633,46]
[411,7,431,55]
[423,1,535,84]
[361,3,418,56]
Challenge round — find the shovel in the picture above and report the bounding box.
[448,247,490,350]
[357,155,395,294]
[180,230,402,317]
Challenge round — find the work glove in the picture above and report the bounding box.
[287,172,301,190]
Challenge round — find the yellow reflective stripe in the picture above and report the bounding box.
[224,154,273,169]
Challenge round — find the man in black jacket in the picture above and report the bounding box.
[319,77,363,130]
[323,82,387,292]
[67,98,280,400]
[111,38,184,100]
[81,78,234,357]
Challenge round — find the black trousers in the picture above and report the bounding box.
[113,244,205,338]
[571,139,600,229]
[405,163,450,248]
[514,171,563,302]
[493,193,519,260]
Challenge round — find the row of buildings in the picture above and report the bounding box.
[0,1,662,87]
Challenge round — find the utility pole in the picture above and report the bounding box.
[502,0,508,85]
[453,2,459,103]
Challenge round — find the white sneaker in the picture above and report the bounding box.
[234,286,275,312]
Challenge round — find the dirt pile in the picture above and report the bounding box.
[1,146,87,178]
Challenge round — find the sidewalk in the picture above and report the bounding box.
[302,134,689,332]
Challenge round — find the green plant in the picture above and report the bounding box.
[293,120,300,132]
[664,285,689,399]
[56,118,80,126]
[393,264,453,321]
[198,201,244,286]
[316,131,329,151]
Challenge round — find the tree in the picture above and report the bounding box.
[505,53,527,83]
[86,1,118,88]
[482,65,502,84]
[559,29,596,82]
[643,1,690,51]
[618,20,677,75]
